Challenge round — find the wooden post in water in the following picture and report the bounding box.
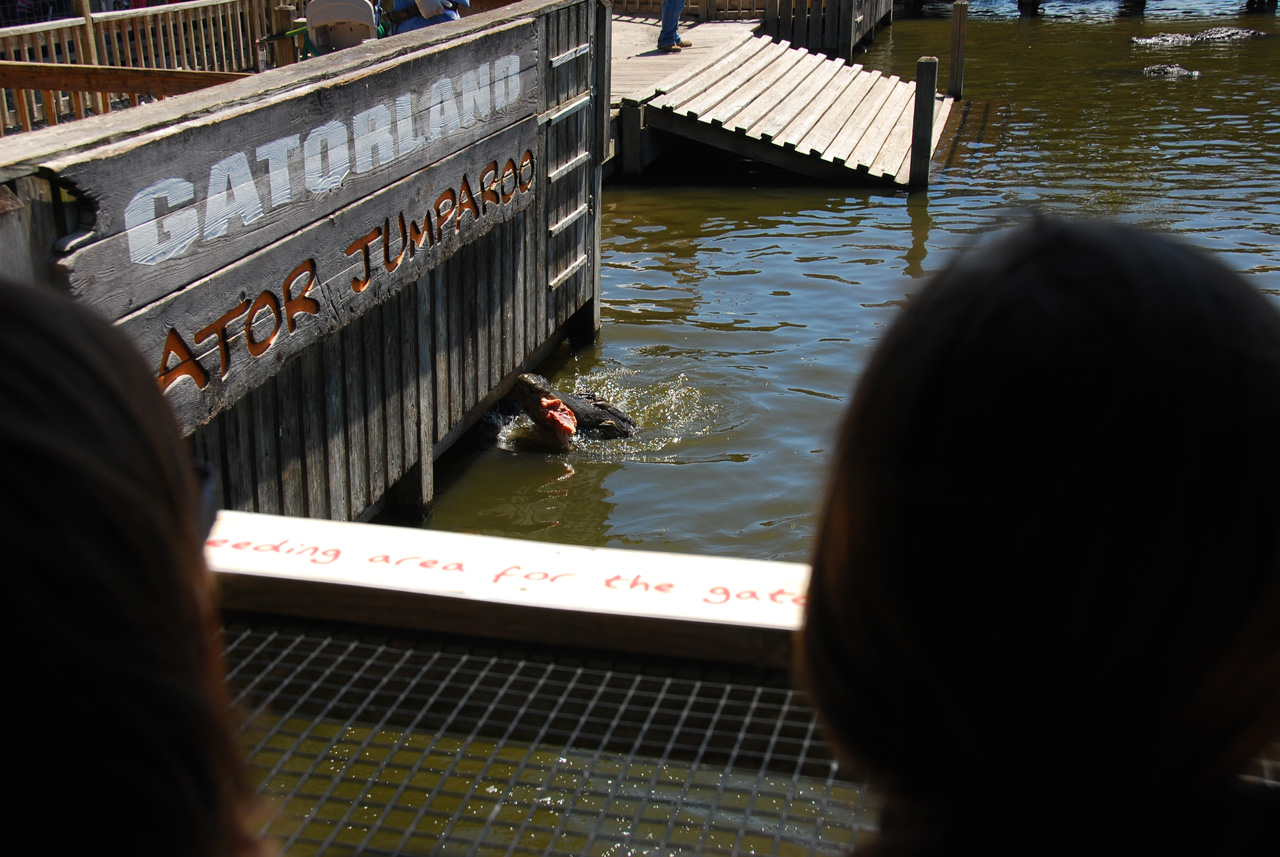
[948,1,967,99]
[910,56,938,190]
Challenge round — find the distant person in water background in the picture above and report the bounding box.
[2,278,264,857]
[799,218,1280,856]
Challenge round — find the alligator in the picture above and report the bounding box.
[1132,27,1264,47]
[1143,64,1201,79]
[509,373,638,448]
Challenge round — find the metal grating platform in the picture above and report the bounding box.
[222,613,876,857]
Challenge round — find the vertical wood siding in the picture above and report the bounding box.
[187,0,606,521]
[5,0,604,523]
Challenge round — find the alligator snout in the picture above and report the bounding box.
[511,373,638,446]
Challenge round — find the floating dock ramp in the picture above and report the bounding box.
[617,30,957,187]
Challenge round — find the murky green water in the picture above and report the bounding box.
[426,4,1279,563]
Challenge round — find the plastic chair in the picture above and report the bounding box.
[306,0,380,54]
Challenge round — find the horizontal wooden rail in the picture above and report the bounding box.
[0,59,249,97]
[611,0,766,19]
[0,0,288,134]
[209,510,808,666]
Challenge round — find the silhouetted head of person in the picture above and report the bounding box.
[801,218,1280,854]
[1,278,260,856]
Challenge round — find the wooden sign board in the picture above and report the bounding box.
[31,19,543,434]
[123,117,538,429]
[208,511,810,666]
[52,20,540,323]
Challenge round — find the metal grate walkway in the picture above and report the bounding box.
[223,613,876,856]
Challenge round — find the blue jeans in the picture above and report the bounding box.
[658,0,685,48]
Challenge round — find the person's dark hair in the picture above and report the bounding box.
[800,218,1280,854]
[2,279,261,856]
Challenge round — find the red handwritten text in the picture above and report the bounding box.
[491,565,574,585]
[205,537,340,565]
[604,574,674,593]
[368,555,465,571]
[702,587,806,606]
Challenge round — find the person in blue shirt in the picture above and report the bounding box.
[387,0,467,34]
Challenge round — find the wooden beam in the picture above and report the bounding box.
[0,60,249,98]
[208,509,807,668]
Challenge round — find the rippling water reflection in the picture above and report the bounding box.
[425,6,1279,562]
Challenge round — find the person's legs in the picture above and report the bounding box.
[657,0,687,50]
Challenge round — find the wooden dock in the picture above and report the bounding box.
[610,17,956,186]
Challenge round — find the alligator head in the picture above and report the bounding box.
[511,373,579,448]
[510,373,638,448]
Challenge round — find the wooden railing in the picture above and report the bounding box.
[611,0,766,20]
[606,0,890,61]
[762,0,891,61]
[698,0,768,18]
[0,0,300,134]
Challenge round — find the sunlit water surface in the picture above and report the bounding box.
[425,4,1279,563]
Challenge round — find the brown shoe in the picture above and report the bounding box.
[657,42,681,52]
[676,36,692,47]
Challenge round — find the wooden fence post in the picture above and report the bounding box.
[836,0,855,63]
[272,3,297,66]
[910,55,937,190]
[948,0,967,98]
[74,0,108,114]
[763,0,778,40]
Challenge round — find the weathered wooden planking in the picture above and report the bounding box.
[644,107,859,184]
[0,60,250,96]
[679,41,789,121]
[647,36,771,113]
[895,95,955,190]
[841,78,912,170]
[820,72,897,164]
[52,20,540,322]
[871,88,952,182]
[623,27,959,189]
[869,89,918,180]
[0,3,581,173]
[706,47,809,132]
[742,52,842,142]
[194,282,425,521]
[620,27,757,104]
[779,65,873,152]
[124,118,538,433]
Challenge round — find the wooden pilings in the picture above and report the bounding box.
[949,0,966,98]
[909,55,937,190]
